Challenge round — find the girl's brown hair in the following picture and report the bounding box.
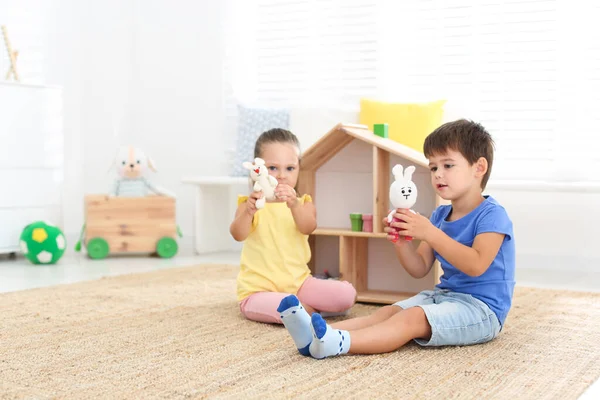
[254,128,301,158]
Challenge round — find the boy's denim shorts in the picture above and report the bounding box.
[393,289,502,347]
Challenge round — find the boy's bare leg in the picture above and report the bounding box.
[331,305,401,331]
[349,307,431,354]
[308,306,431,358]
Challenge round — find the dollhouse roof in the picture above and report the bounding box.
[301,123,429,172]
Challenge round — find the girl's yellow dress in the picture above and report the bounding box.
[236,194,312,301]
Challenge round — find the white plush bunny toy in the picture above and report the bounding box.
[109,146,174,197]
[243,157,278,209]
[387,164,418,242]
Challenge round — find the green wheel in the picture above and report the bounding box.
[156,237,178,258]
[87,238,109,259]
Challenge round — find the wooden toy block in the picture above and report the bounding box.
[349,213,363,231]
[84,195,177,256]
[373,123,388,138]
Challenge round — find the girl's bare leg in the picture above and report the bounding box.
[303,304,316,315]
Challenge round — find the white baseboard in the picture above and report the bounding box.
[517,254,600,272]
[487,180,600,193]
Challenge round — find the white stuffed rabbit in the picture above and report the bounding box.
[387,164,418,242]
[243,157,278,209]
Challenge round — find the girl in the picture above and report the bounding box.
[230,128,356,355]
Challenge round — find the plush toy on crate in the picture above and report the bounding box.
[109,146,174,197]
[242,157,278,209]
[19,221,66,264]
[74,146,180,259]
[387,164,418,242]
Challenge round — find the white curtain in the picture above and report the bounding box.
[224,0,379,109]
[224,0,600,182]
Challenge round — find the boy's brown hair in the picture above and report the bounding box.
[423,119,495,190]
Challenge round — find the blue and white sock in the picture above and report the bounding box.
[309,313,351,359]
[277,295,312,356]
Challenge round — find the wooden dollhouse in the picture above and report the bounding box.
[298,123,447,304]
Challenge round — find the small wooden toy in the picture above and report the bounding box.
[350,213,363,231]
[362,214,373,232]
[373,123,388,138]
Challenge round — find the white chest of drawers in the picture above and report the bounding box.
[0,82,64,254]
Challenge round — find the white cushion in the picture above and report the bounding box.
[231,104,290,176]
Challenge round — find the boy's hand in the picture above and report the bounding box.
[392,209,436,242]
[275,184,299,208]
[246,191,262,216]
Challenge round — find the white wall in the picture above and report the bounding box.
[35,0,228,248]
[0,0,82,238]
[127,0,227,245]
[4,1,599,271]
[485,182,600,272]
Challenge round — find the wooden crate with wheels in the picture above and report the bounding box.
[77,195,180,259]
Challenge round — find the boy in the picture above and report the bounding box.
[276,119,515,358]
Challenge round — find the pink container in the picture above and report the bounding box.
[362,214,373,232]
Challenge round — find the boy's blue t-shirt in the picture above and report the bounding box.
[430,195,515,326]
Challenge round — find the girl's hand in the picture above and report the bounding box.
[392,209,435,242]
[275,184,299,208]
[246,191,262,216]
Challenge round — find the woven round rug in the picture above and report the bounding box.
[1,264,599,399]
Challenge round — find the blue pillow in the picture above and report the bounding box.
[231,104,290,177]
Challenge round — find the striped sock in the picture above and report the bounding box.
[309,313,351,359]
[277,295,312,356]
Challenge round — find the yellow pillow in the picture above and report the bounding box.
[359,98,446,153]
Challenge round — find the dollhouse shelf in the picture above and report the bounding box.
[313,228,387,238]
[357,290,416,304]
[301,123,446,305]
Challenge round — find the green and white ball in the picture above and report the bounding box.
[19,221,66,265]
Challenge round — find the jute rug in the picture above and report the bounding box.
[1,264,599,399]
